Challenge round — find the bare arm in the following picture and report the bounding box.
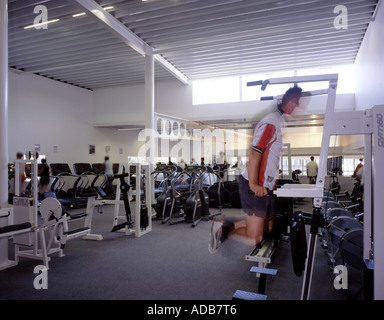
[248,149,268,197]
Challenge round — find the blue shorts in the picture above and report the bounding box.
[239,175,275,221]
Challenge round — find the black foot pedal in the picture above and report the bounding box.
[112,222,133,232]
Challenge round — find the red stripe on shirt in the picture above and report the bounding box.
[258,137,276,186]
[255,124,276,152]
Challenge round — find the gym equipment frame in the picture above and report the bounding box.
[1,152,66,270]
[128,163,152,238]
[251,74,383,300]
[85,163,152,238]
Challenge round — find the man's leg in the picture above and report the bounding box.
[229,215,265,246]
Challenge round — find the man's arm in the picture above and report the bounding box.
[248,148,268,197]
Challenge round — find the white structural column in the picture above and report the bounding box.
[0,0,8,210]
[145,51,155,203]
[145,51,155,160]
[0,0,9,267]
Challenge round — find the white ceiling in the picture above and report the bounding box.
[7,0,379,91]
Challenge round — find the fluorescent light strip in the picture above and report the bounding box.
[24,18,60,29]
[72,6,114,18]
[72,12,86,17]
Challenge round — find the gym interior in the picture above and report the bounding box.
[1,0,384,304]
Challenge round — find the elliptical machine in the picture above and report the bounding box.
[151,164,183,224]
[169,165,210,227]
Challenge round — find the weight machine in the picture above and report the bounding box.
[0,152,67,270]
[85,163,152,238]
[0,158,153,271]
[250,74,383,300]
[129,163,152,238]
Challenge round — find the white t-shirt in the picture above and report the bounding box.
[242,110,284,190]
[306,161,318,177]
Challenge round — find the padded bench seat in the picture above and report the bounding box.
[67,212,87,220]
[0,222,32,234]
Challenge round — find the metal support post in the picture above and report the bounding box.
[0,0,8,210]
[0,0,9,269]
[145,51,155,208]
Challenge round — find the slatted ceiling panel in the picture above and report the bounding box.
[8,2,137,88]
[138,0,376,79]
[7,0,378,90]
[132,1,365,47]
[8,1,174,88]
[158,18,367,56]
[128,0,376,78]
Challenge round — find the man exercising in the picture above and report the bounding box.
[209,86,303,253]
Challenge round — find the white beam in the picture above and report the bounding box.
[145,54,155,135]
[68,0,189,84]
[145,53,155,205]
[0,0,8,210]
[0,0,9,269]
[154,53,189,85]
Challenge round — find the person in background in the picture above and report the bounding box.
[355,164,364,202]
[38,158,50,194]
[16,152,26,194]
[232,156,244,182]
[179,158,186,169]
[104,156,114,195]
[353,158,363,177]
[306,156,318,184]
[216,151,227,182]
[216,151,226,165]
[167,157,174,165]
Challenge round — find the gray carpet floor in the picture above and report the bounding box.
[0,197,363,301]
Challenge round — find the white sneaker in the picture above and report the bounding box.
[208,219,224,254]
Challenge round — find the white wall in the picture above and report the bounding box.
[92,83,146,127]
[93,78,356,125]
[355,1,384,111]
[8,70,139,169]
